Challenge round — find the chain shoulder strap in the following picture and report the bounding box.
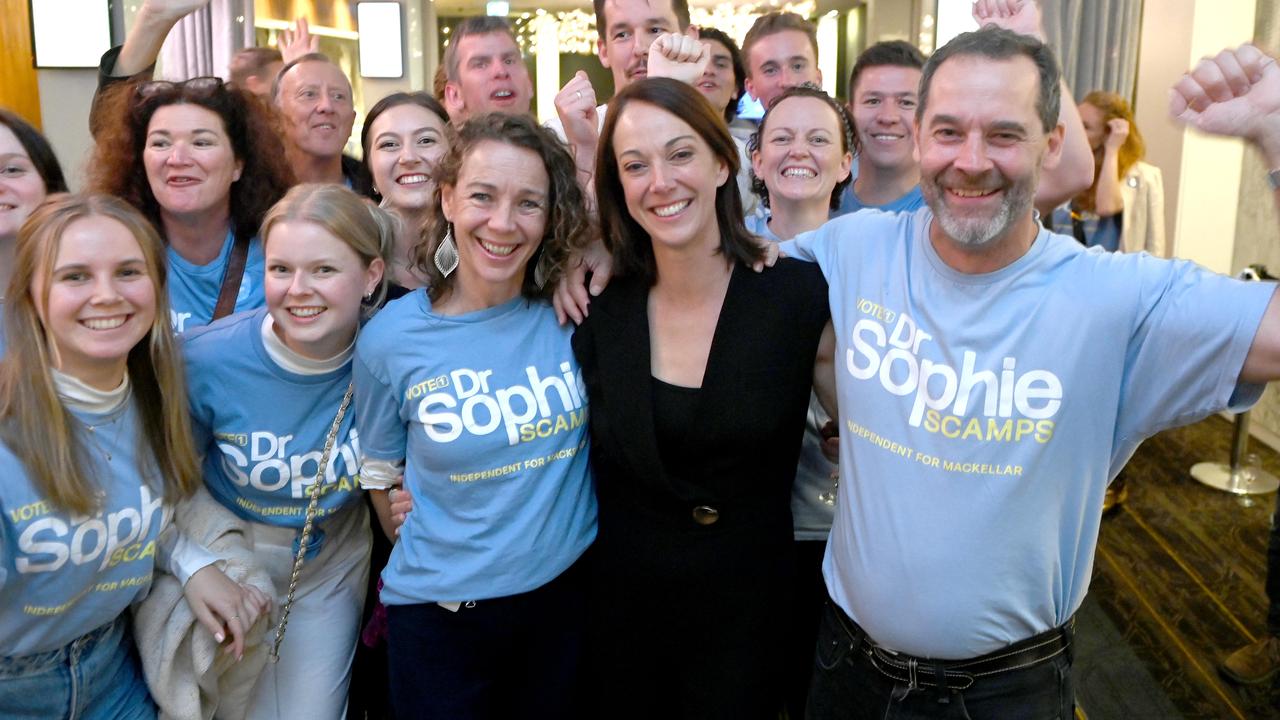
[268,381,354,663]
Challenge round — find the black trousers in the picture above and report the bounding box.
[386,558,587,720]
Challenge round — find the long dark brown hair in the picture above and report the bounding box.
[595,78,764,284]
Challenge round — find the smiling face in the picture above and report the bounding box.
[368,104,449,212]
[917,54,1061,251]
[696,38,738,118]
[613,102,728,256]
[753,95,851,207]
[744,29,820,111]
[850,64,921,172]
[264,219,383,360]
[445,31,533,119]
[143,103,243,221]
[440,140,550,307]
[0,125,48,242]
[35,215,155,386]
[597,0,681,93]
[276,60,357,160]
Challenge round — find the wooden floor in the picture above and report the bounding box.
[1079,414,1280,719]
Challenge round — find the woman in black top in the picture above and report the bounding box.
[573,77,835,719]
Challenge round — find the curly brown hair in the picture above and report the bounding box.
[87,78,295,242]
[418,112,590,303]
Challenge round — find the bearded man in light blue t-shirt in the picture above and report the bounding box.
[786,25,1280,719]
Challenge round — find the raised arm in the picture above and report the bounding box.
[110,0,211,77]
[1092,118,1129,216]
[1172,45,1280,381]
[277,17,320,64]
[972,0,1094,214]
[646,30,710,86]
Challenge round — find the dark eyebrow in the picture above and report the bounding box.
[990,120,1028,134]
[618,133,696,158]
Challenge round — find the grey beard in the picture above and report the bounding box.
[927,175,1035,249]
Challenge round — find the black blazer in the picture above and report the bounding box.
[573,259,830,577]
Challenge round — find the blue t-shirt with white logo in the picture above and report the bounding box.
[183,308,362,528]
[782,207,1273,659]
[167,230,266,334]
[354,291,597,604]
[0,401,169,656]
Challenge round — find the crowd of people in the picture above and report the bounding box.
[1,0,1279,718]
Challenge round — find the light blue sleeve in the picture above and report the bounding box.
[779,228,822,263]
[1113,259,1276,461]
[353,350,407,466]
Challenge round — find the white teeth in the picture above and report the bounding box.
[479,240,516,256]
[653,200,690,217]
[289,307,324,317]
[782,168,816,178]
[872,134,903,141]
[397,174,428,185]
[82,317,125,330]
[494,90,513,98]
[950,188,995,198]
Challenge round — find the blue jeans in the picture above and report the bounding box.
[806,601,1075,720]
[0,615,156,720]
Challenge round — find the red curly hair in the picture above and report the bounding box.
[88,79,295,241]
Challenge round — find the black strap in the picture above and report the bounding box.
[212,231,250,321]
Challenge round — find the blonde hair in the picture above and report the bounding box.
[0,194,200,515]
[259,184,395,310]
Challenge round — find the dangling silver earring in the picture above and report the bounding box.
[434,226,459,277]
[533,249,553,289]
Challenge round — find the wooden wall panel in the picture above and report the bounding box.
[0,0,42,129]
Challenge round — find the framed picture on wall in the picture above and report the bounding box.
[357,2,404,78]
[29,0,112,68]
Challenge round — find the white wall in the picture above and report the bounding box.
[36,70,99,192]
[1123,0,1255,273]
[1172,0,1255,273]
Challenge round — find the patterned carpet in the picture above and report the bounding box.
[1078,414,1280,719]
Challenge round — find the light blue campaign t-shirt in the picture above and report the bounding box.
[183,308,363,528]
[0,401,168,656]
[781,207,1273,659]
[831,180,926,218]
[168,230,266,334]
[354,291,597,604]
